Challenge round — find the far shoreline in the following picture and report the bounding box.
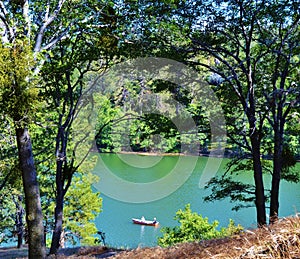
[94,150,300,161]
[95,150,234,159]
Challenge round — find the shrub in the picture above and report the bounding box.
[158,204,243,247]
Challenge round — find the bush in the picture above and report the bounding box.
[158,204,243,247]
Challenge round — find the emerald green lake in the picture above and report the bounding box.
[92,153,300,248]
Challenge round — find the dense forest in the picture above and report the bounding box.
[0,0,299,258]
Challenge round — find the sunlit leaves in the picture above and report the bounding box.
[158,204,243,247]
[0,41,38,126]
[63,173,102,246]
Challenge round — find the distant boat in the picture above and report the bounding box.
[132,217,159,226]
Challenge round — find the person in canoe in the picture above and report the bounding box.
[141,216,145,221]
[153,217,157,224]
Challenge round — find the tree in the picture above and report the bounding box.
[0,0,123,256]
[0,40,46,258]
[184,0,268,225]
[189,0,300,224]
[258,1,300,223]
[157,0,300,226]
[41,43,95,255]
[38,6,121,251]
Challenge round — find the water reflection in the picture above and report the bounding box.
[140,225,145,241]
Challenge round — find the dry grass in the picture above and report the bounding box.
[2,216,300,258]
[111,215,300,259]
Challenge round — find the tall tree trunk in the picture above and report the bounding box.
[270,162,281,224]
[49,106,75,255]
[16,128,46,259]
[269,124,284,224]
[49,159,64,255]
[250,133,267,226]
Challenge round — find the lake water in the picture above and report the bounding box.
[92,153,300,248]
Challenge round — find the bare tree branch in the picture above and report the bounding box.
[34,0,66,52]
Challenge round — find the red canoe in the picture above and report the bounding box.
[132,218,159,226]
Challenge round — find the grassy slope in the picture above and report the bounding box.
[2,216,300,258]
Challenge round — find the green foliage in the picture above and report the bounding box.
[281,145,299,183]
[0,116,25,246]
[37,155,103,247]
[63,173,102,246]
[0,41,38,126]
[0,187,25,245]
[281,145,297,172]
[95,96,124,152]
[0,190,18,243]
[94,78,211,154]
[0,0,298,247]
[158,204,243,247]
